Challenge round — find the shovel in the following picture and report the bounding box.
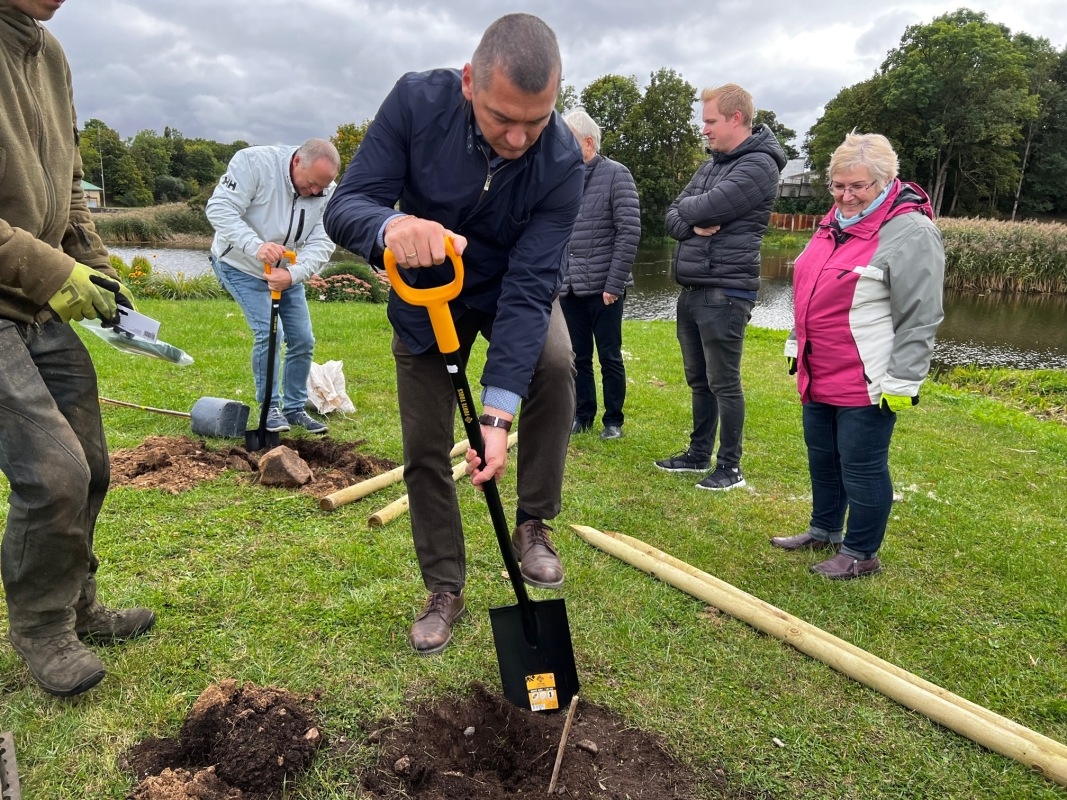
[384,239,579,713]
[245,250,296,452]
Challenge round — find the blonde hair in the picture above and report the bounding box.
[828,132,899,187]
[700,83,754,127]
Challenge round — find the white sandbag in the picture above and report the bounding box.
[306,360,355,415]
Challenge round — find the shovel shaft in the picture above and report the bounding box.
[383,241,538,642]
[250,251,296,448]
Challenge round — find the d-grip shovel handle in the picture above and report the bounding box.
[264,249,298,300]
[383,240,539,643]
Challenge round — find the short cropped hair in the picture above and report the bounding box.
[829,132,899,186]
[297,138,340,170]
[700,83,754,128]
[471,13,561,95]
[563,108,601,153]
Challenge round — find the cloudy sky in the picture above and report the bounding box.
[48,0,1067,154]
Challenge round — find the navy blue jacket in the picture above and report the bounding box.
[323,68,584,398]
[666,125,787,292]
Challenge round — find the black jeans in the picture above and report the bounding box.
[392,300,575,593]
[559,290,626,428]
[0,317,106,637]
[675,287,754,468]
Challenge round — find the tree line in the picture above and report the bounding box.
[80,7,1066,235]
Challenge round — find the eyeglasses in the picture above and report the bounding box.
[827,179,878,196]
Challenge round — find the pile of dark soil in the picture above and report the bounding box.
[124,680,322,799]
[109,435,395,495]
[360,683,718,799]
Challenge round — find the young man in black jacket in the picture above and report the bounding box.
[656,83,786,492]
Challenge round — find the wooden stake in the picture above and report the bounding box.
[571,525,1067,788]
[547,694,579,795]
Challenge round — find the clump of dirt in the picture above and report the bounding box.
[360,683,718,799]
[124,680,322,800]
[109,435,395,495]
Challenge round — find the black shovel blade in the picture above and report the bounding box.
[489,598,579,712]
[244,429,280,452]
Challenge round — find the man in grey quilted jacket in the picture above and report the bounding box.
[559,109,641,440]
[655,83,786,491]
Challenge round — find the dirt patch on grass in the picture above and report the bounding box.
[359,683,731,799]
[124,680,322,799]
[109,435,396,495]
[124,682,739,799]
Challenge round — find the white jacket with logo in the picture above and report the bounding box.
[207,145,335,285]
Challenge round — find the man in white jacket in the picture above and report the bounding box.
[207,138,339,433]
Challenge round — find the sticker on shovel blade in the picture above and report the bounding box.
[525,673,559,711]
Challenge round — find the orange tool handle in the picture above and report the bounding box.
[263,250,297,300]
[383,238,464,353]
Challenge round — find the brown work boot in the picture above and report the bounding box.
[75,602,156,644]
[810,552,882,580]
[9,630,106,698]
[770,532,840,552]
[512,520,564,589]
[409,591,466,655]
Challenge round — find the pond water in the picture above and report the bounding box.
[110,244,1067,371]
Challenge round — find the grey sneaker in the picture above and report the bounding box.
[600,425,623,440]
[75,602,156,644]
[696,465,746,491]
[265,407,290,432]
[654,449,711,472]
[285,410,328,434]
[9,630,106,698]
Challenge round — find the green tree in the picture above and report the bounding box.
[580,74,641,155]
[803,79,889,176]
[1009,36,1067,218]
[609,69,703,239]
[555,84,577,114]
[331,120,370,176]
[81,119,151,207]
[878,9,1034,215]
[754,109,799,160]
[129,129,174,203]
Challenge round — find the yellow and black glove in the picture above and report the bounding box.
[879,393,918,414]
[787,357,798,375]
[47,262,118,323]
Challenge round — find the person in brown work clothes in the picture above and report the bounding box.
[1,0,155,698]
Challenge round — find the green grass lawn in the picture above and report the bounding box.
[1,299,1065,799]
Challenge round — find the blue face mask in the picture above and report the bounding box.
[835,181,893,228]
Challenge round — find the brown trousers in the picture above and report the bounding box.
[392,300,575,593]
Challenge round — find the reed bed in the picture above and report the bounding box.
[939,217,1067,294]
[93,203,213,243]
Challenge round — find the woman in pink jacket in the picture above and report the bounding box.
[773,133,944,579]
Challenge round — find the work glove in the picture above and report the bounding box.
[787,357,798,375]
[880,393,918,414]
[47,262,118,323]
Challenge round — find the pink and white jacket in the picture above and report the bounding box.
[785,180,944,406]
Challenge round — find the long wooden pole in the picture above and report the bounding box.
[319,439,470,511]
[99,396,190,418]
[571,525,1067,787]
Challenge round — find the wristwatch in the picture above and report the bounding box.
[478,414,512,431]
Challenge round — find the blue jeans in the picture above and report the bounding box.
[0,317,106,637]
[676,287,753,468]
[802,402,897,559]
[212,257,315,414]
[559,290,626,428]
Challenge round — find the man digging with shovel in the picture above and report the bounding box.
[324,13,584,655]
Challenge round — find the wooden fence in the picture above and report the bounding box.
[769,212,820,231]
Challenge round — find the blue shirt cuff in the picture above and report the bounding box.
[376,213,407,249]
[481,386,520,416]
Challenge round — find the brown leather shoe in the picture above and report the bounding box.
[810,553,882,580]
[512,520,564,589]
[409,591,466,655]
[770,532,839,552]
[75,602,156,644]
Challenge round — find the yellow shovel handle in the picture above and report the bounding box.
[383,238,464,353]
[263,250,297,300]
